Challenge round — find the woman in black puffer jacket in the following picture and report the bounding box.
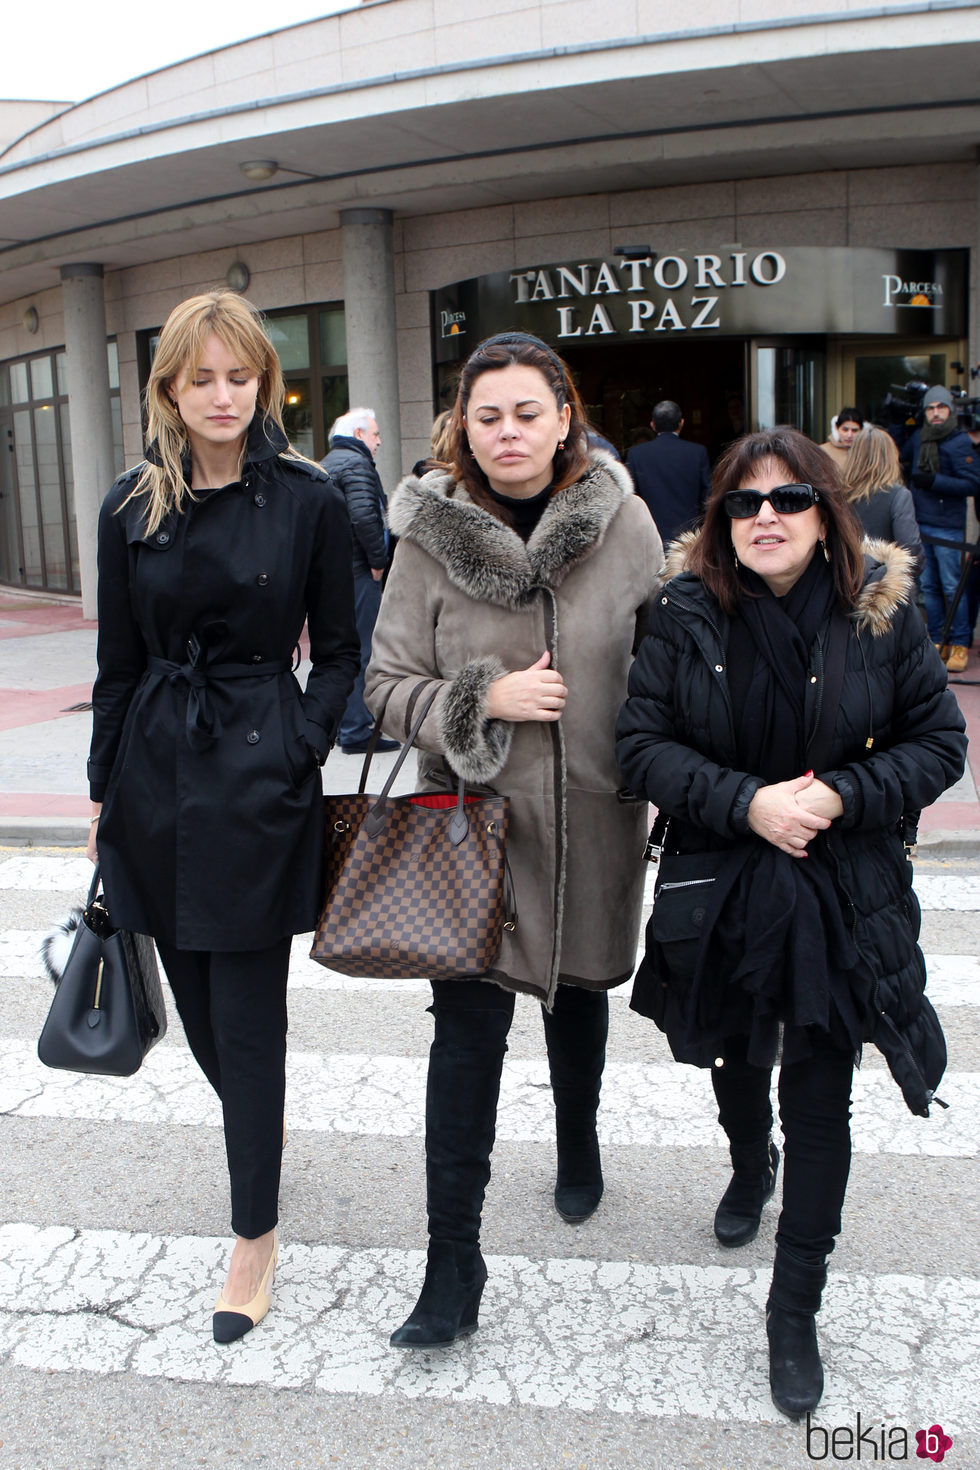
[615,427,965,1421]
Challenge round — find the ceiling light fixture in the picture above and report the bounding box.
[240,160,279,182]
[226,261,251,293]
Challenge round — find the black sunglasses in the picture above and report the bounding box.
[724,483,820,519]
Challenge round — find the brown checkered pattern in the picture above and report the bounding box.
[310,792,511,978]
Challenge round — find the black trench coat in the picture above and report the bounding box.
[89,419,360,952]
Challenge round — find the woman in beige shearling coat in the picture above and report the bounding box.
[365,332,663,1349]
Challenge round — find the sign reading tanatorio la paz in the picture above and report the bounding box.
[432,246,967,361]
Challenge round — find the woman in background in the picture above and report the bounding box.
[819,406,863,473]
[841,425,922,568]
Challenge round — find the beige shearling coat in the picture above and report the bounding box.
[364,451,664,1004]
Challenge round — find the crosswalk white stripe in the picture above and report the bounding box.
[4,855,980,910]
[3,1042,975,1156]
[6,930,978,1005]
[0,1222,976,1426]
[910,873,980,910]
[0,855,95,890]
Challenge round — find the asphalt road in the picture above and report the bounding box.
[1,849,977,1470]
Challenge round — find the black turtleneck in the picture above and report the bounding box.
[487,481,554,542]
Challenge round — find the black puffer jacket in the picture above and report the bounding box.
[615,534,967,1115]
[321,435,387,576]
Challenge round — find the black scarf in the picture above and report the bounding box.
[729,552,838,781]
[916,416,959,476]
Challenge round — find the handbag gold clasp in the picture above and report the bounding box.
[92,957,104,1010]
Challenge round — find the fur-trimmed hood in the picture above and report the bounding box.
[659,529,915,637]
[387,450,637,609]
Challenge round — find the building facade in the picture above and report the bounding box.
[1,0,978,610]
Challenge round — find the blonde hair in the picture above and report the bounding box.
[429,410,454,463]
[125,291,287,534]
[841,426,902,503]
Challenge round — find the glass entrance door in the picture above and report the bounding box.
[838,338,967,439]
[0,414,23,587]
[752,340,826,441]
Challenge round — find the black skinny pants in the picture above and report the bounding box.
[156,937,291,1240]
[711,1033,854,1265]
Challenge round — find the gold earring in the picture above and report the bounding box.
[557,440,565,452]
[821,538,830,562]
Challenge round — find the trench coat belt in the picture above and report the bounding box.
[147,654,291,752]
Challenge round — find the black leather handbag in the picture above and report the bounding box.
[38,864,167,1077]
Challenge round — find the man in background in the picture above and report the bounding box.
[322,408,399,753]
[900,385,980,674]
[626,400,711,546]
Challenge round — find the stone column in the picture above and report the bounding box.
[339,208,402,494]
[60,264,114,619]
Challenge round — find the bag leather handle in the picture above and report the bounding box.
[362,688,469,846]
[358,681,484,847]
[86,862,102,909]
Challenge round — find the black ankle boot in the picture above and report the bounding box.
[390,1241,488,1348]
[766,1246,826,1419]
[543,987,608,1224]
[714,1138,779,1247]
[554,1125,603,1223]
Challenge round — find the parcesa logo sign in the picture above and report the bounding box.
[882,275,944,309]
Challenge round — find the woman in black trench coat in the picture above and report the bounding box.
[87,291,359,1342]
[616,428,965,1418]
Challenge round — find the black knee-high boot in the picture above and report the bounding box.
[766,1245,827,1419]
[542,986,608,1224]
[390,1000,511,1348]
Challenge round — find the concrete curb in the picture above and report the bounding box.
[0,818,91,847]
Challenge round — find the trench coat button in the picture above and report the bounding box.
[156,531,170,545]
[246,729,261,744]
[253,493,267,508]
[256,572,270,586]
[250,653,263,664]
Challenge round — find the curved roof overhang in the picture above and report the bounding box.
[1,4,979,303]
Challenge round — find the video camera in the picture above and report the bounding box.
[881,379,927,426]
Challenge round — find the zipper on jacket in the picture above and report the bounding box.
[658,877,716,892]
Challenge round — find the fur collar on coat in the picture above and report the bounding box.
[660,530,916,638]
[387,450,635,608]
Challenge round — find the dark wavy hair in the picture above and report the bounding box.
[447,332,590,522]
[686,427,866,613]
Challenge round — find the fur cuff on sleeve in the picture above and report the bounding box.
[438,656,513,784]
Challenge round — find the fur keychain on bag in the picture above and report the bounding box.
[41,909,84,985]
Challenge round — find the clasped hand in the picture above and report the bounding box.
[486,651,567,722]
[747,772,844,858]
